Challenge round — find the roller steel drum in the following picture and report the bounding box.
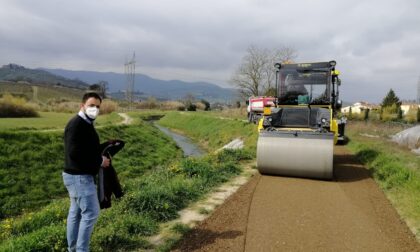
[257,131,334,179]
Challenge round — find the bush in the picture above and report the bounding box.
[99,99,118,114]
[161,101,184,110]
[195,102,206,111]
[136,97,159,109]
[54,101,80,113]
[381,104,399,122]
[186,103,196,111]
[404,106,418,123]
[0,94,39,118]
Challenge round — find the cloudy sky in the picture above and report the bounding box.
[1,0,419,102]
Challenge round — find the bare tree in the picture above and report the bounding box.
[230,45,298,99]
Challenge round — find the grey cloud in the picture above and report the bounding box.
[1,0,420,102]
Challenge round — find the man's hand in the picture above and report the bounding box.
[101,156,110,168]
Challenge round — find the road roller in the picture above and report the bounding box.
[256,61,346,179]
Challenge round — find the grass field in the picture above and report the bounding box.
[346,120,420,238]
[0,82,84,103]
[0,112,123,130]
[4,110,419,250]
[158,111,258,153]
[0,111,252,251]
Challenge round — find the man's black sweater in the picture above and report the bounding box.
[64,114,102,175]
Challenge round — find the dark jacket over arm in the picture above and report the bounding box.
[98,140,125,209]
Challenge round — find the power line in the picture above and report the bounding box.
[124,52,135,109]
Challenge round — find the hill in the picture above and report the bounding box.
[0,81,85,103]
[0,64,89,89]
[43,68,238,102]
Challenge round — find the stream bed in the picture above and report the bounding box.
[153,123,205,157]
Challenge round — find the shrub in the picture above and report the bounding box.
[0,93,39,118]
[195,102,206,111]
[404,106,418,124]
[186,103,196,111]
[55,101,80,113]
[99,99,118,114]
[161,101,184,110]
[381,104,399,121]
[136,97,159,109]
[417,107,420,123]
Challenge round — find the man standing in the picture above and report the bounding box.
[62,92,110,252]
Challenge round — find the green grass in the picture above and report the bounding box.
[346,120,420,238]
[0,112,252,251]
[0,112,123,130]
[0,82,84,103]
[0,121,181,219]
[157,111,258,153]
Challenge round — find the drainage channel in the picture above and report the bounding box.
[153,122,205,157]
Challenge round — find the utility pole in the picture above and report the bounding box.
[124,52,135,110]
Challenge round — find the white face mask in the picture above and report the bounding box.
[85,106,99,120]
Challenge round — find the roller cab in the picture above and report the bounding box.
[256,61,346,179]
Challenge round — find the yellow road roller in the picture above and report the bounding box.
[257,61,346,179]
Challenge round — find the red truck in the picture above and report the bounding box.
[246,96,276,124]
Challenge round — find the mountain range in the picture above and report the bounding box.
[43,68,237,102]
[0,64,238,102]
[0,64,89,89]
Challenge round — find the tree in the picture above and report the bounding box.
[230,45,298,99]
[363,108,370,121]
[89,80,108,98]
[182,93,196,111]
[417,107,420,123]
[397,106,403,120]
[381,89,401,107]
[200,99,211,111]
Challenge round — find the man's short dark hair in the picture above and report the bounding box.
[82,92,102,103]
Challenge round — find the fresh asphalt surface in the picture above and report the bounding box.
[173,146,419,251]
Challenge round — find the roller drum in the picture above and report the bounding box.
[257,131,334,179]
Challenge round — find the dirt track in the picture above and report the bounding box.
[172,146,420,251]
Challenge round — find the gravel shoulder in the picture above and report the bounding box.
[172,146,419,251]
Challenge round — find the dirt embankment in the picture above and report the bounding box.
[172,146,420,251]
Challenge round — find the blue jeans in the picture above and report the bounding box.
[62,172,100,252]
